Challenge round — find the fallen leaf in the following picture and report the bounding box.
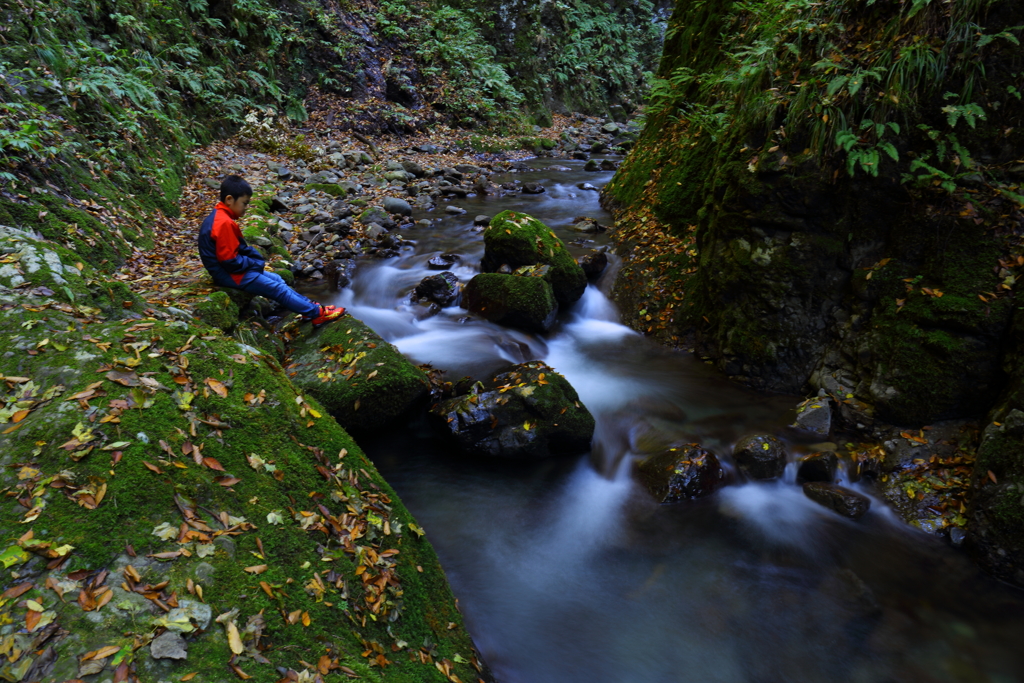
[205,378,228,398]
[181,673,199,681]
[244,564,267,574]
[142,461,164,474]
[215,476,241,487]
[2,582,33,600]
[229,663,251,680]
[227,620,244,654]
[106,370,140,387]
[202,457,225,471]
[91,645,122,660]
[301,611,311,627]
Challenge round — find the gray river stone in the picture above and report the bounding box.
[150,631,188,660]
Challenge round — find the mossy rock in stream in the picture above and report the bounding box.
[285,316,431,431]
[482,211,586,306]
[0,293,487,682]
[430,361,594,459]
[462,272,558,333]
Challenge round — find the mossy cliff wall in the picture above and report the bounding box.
[604,0,1024,585]
[604,0,1024,428]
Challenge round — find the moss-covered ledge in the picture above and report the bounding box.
[0,291,487,682]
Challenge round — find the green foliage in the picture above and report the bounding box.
[643,0,1023,189]
[377,0,524,125]
[0,102,66,176]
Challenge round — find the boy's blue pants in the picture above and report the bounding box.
[236,270,319,317]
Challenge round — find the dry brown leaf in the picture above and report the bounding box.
[244,564,267,575]
[205,378,228,398]
[202,457,225,471]
[229,664,251,680]
[25,609,41,631]
[2,582,33,600]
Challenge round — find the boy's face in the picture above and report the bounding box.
[223,194,251,218]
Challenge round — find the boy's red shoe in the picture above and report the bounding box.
[309,304,346,328]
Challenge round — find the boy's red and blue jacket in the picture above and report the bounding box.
[198,202,264,286]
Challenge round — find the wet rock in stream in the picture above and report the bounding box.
[578,251,609,280]
[803,482,871,519]
[462,272,558,333]
[733,434,788,480]
[797,451,839,483]
[414,271,460,308]
[792,395,833,439]
[635,444,725,503]
[430,361,595,459]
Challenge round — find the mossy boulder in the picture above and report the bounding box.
[285,315,431,431]
[462,272,558,333]
[481,211,586,306]
[193,290,239,331]
[304,182,352,197]
[0,293,485,683]
[430,361,594,459]
[274,268,295,285]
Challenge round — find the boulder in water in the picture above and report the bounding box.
[803,482,871,519]
[427,253,460,270]
[635,445,725,503]
[430,361,594,458]
[797,451,838,483]
[482,210,587,306]
[522,182,546,194]
[462,273,558,333]
[733,434,787,480]
[578,251,608,280]
[414,271,460,307]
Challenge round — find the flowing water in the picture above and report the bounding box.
[309,159,1024,683]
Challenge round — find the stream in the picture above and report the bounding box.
[308,158,1024,683]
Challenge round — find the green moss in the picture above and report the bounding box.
[305,183,352,197]
[0,301,482,682]
[286,316,431,432]
[194,291,240,331]
[482,211,586,305]
[462,272,559,333]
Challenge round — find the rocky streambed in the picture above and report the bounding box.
[182,126,1024,682]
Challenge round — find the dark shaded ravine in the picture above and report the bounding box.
[311,159,1024,683]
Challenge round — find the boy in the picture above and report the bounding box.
[198,175,345,327]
